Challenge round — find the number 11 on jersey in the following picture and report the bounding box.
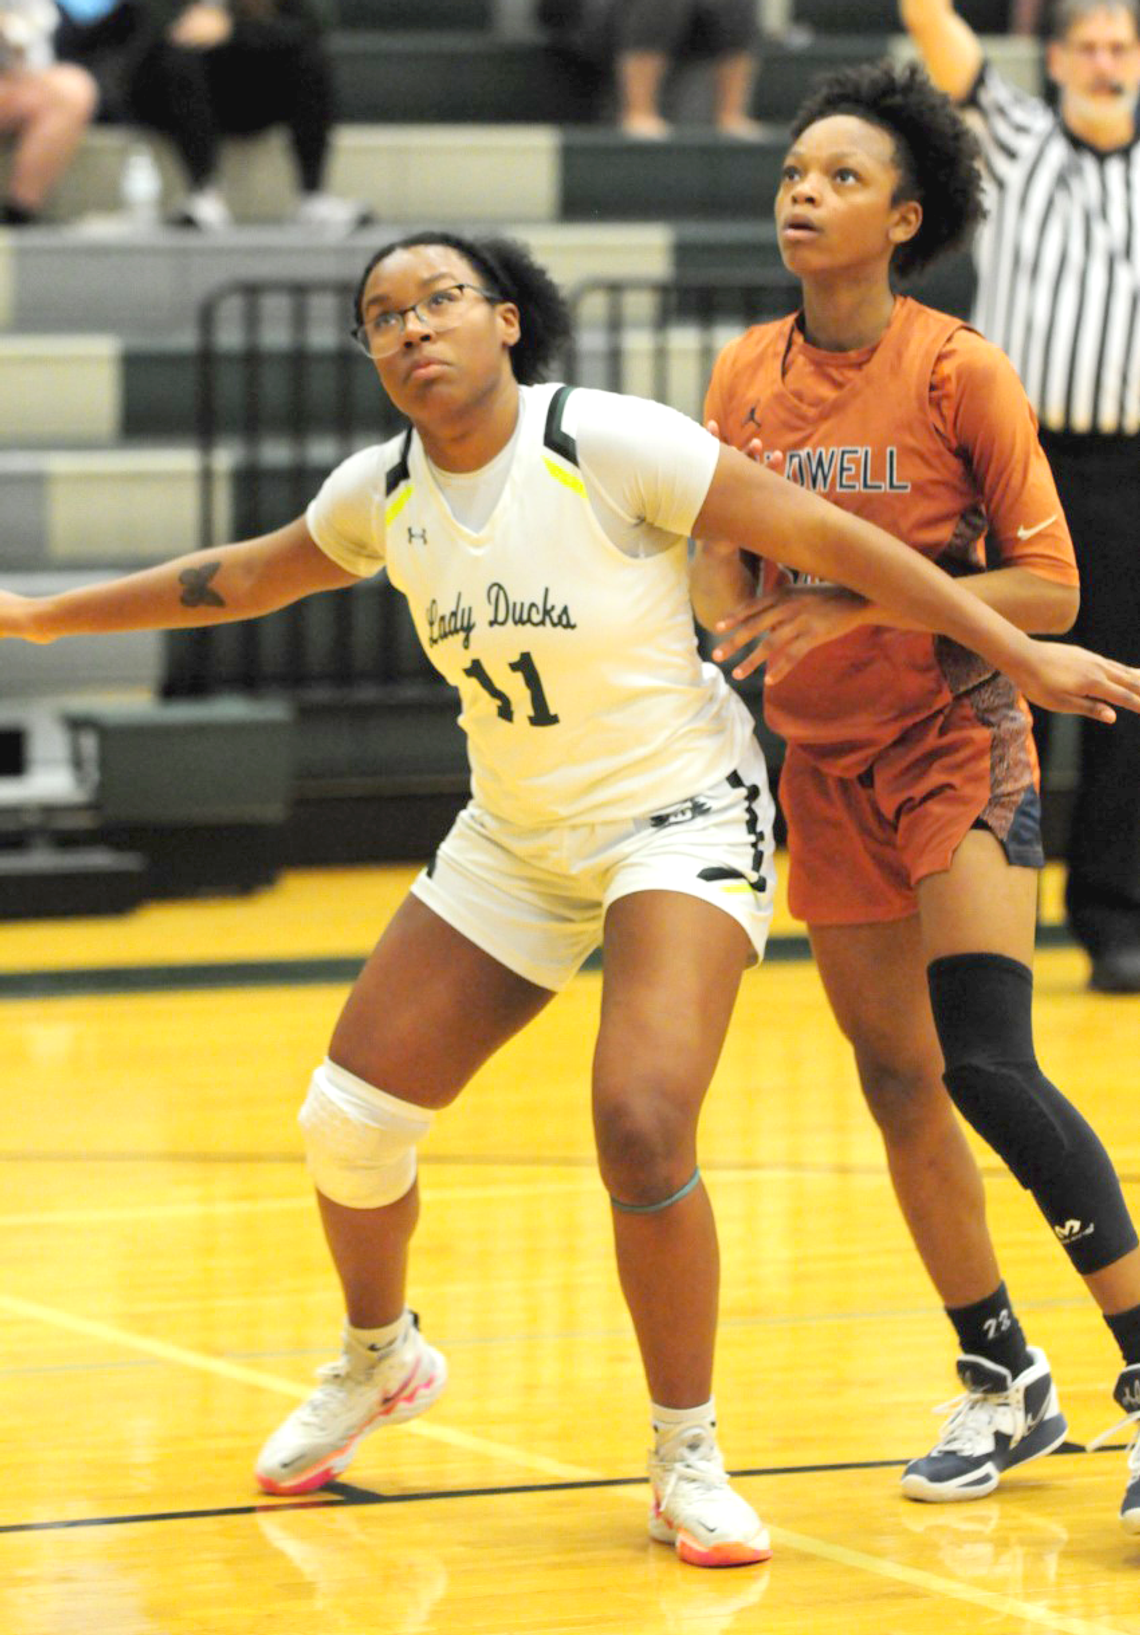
[463,651,560,726]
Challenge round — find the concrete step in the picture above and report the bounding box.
[0,217,673,336]
[0,446,232,568]
[1,125,561,227]
[0,575,162,700]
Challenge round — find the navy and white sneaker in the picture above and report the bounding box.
[901,1347,1068,1502]
[1089,1363,1140,1533]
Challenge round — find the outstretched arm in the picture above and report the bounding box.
[692,444,1140,723]
[0,516,360,644]
[899,0,984,101]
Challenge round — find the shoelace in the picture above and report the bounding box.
[655,1432,728,1511]
[1088,1405,1140,1468]
[928,1391,1003,1458]
[293,1355,381,1430]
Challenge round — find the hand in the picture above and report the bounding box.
[1008,640,1140,724]
[712,583,864,682]
[168,4,233,47]
[0,590,52,643]
[706,417,783,475]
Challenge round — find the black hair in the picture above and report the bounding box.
[353,231,572,384]
[789,60,986,278]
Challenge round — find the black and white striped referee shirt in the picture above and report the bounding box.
[967,63,1140,435]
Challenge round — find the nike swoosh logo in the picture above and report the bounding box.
[1023,1398,1051,1435]
[1016,515,1057,541]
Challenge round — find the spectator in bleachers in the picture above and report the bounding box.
[538,0,766,137]
[0,0,96,224]
[1010,0,1048,34]
[55,0,372,230]
[615,0,765,137]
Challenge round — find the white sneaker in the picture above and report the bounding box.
[294,192,374,234]
[648,1425,771,1567]
[255,1311,446,1494]
[173,188,232,230]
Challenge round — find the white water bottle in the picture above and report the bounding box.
[120,145,163,228]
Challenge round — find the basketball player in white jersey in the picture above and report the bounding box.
[1,232,1137,1568]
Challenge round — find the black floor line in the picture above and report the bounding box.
[0,1444,1106,1538]
[0,923,1077,1002]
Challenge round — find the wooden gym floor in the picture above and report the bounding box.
[1,859,1138,1635]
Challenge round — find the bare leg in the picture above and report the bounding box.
[712,50,765,137]
[315,891,553,1326]
[617,50,671,137]
[810,913,1002,1309]
[316,1184,420,1331]
[0,66,97,212]
[594,890,749,1405]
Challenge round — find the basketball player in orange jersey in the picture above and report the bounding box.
[694,60,1140,1531]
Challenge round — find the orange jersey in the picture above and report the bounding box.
[704,297,1079,776]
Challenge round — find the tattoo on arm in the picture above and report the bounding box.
[179,562,226,609]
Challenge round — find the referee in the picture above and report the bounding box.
[901,0,1140,993]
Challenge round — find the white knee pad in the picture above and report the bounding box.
[298,1058,435,1209]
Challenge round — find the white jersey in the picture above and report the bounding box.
[306,382,758,827]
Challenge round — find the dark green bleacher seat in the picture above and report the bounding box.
[330,33,602,123]
[790,0,1010,33]
[561,134,785,221]
[750,35,891,121]
[65,699,295,895]
[334,0,492,25]
[162,582,468,864]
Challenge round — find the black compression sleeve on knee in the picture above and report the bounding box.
[927,952,1138,1276]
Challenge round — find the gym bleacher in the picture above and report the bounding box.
[0,0,1048,914]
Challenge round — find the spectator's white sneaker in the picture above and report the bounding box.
[255,1311,446,1495]
[648,1425,771,1567]
[173,188,232,230]
[294,192,374,234]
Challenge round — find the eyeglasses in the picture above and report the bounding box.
[351,283,502,357]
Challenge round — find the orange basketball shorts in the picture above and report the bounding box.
[779,688,1045,926]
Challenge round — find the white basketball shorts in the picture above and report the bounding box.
[411,738,775,991]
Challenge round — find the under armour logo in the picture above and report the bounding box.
[407,526,428,546]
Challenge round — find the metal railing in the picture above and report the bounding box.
[185,279,413,698]
[565,272,799,420]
